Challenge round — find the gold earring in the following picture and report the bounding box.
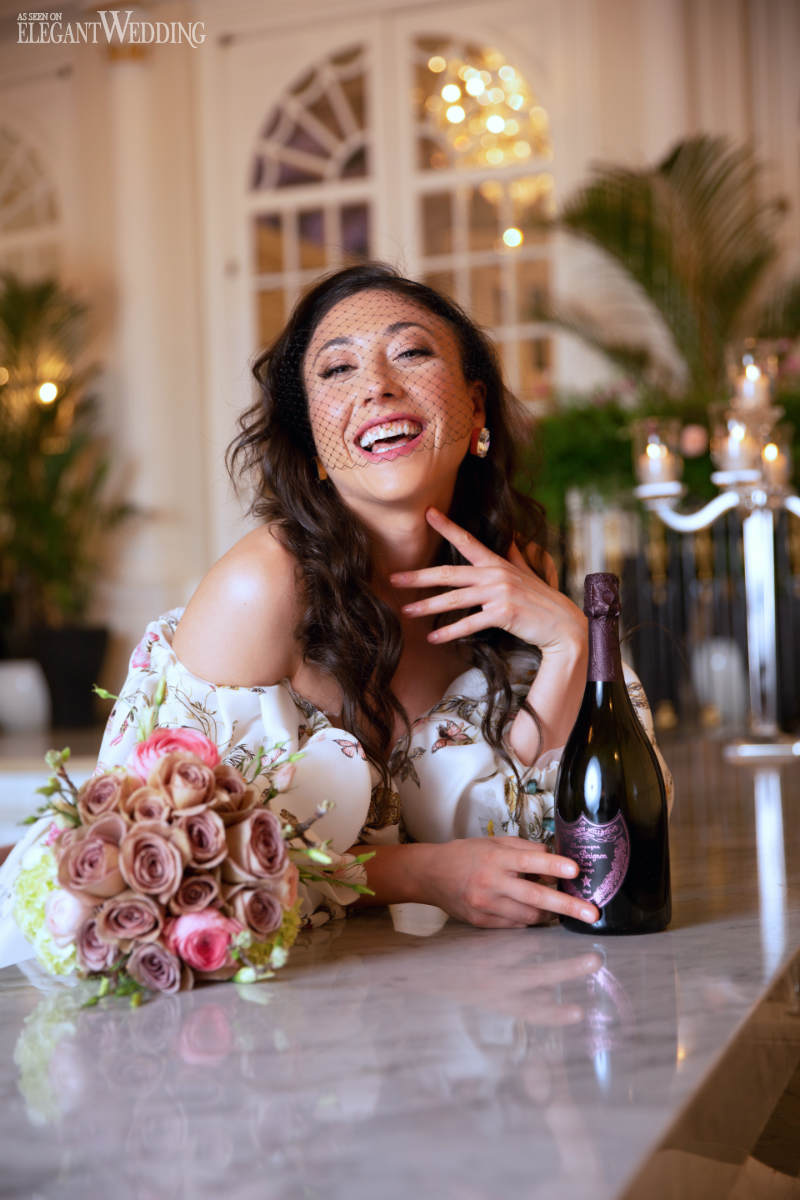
[314,456,328,481]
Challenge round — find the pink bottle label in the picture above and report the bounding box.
[556,811,631,907]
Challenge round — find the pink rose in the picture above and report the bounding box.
[45,888,95,946]
[127,727,220,781]
[118,821,191,903]
[174,809,227,869]
[222,808,288,885]
[127,941,188,994]
[164,910,242,974]
[168,871,221,915]
[225,885,283,937]
[149,754,216,812]
[76,915,122,973]
[95,889,164,948]
[210,764,257,824]
[76,771,139,825]
[56,815,126,900]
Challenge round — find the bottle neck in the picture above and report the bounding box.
[587,615,623,683]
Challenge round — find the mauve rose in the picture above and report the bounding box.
[127,941,188,994]
[226,884,283,937]
[127,727,220,781]
[121,785,172,824]
[164,910,242,974]
[173,809,227,869]
[45,888,95,946]
[168,871,220,915]
[76,771,139,825]
[149,754,216,812]
[210,764,257,824]
[76,915,121,972]
[57,815,127,900]
[177,1004,233,1067]
[95,889,164,947]
[222,808,288,884]
[119,821,191,903]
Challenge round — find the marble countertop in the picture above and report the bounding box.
[1,735,799,1199]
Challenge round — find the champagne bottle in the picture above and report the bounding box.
[555,573,671,934]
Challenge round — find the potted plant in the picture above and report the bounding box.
[0,273,132,727]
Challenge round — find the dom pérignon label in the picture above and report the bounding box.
[555,573,671,934]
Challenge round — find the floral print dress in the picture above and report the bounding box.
[98,611,673,859]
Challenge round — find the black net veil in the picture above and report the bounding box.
[250,264,494,478]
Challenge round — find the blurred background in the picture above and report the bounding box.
[0,0,798,738]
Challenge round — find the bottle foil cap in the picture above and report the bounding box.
[584,572,621,619]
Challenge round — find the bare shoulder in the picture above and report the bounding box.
[172,525,299,686]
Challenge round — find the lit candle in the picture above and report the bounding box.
[636,441,678,485]
[716,419,760,471]
[762,442,790,487]
[735,364,770,409]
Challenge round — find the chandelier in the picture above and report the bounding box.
[424,47,552,168]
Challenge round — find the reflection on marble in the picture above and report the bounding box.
[0,735,798,1200]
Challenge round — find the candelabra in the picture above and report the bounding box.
[633,351,800,763]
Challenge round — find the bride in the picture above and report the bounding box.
[14,264,671,936]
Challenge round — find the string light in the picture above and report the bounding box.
[38,381,58,404]
[502,227,523,247]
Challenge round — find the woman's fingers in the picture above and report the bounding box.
[507,874,599,925]
[424,505,499,565]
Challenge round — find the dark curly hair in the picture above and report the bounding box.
[227,263,546,798]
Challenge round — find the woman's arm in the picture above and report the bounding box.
[351,838,599,928]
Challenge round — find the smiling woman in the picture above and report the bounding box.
[78,264,669,931]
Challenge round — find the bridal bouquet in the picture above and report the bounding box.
[9,713,371,1004]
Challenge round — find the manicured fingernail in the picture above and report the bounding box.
[581,908,598,923]
[427,630,441,642]
[402,604,418,614]
[561,862,578,876]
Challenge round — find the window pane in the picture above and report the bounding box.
[418,135,450,171]
[510,175,553,246]
[341,203,370,261]
[519,336,551,399]
[468,185,500,251]
[469,264,503,326]
[298,209,327,268]
[254,214,283,274]
[421,193,452,255]
[256,290,285,347]
[516,258,550,321]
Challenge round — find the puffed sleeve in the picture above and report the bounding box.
[97,611,379,919]
[397,662,673,848]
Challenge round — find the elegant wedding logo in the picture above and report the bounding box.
[17,10,207,48]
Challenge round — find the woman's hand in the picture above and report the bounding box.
[425,836,599,929]
[390,506,585,654]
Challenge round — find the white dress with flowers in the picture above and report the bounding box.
[0,607,673,971]
[96,609,672,851]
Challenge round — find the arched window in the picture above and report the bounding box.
[412,36,554,401]
[249,45,373,348]
[0,126,60,278]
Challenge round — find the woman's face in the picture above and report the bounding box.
[302,289,485,508]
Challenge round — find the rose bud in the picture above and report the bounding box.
[168,871,221,916]
[127,727,220,781]
[210,764,258,824]
[149,753,216,812]
[173,808,227,869]
[95,889,164,949]
[225,885,283,937]
[45,888,96,947]
[119,821,191,903]
[121,785,173,824]
[76,771,140,825]
[272,761,296,792]
[57,816,127,900]
[222,808,288,885]
[164,910,243,975]
[127,941,189,994]
[76,915,122,973]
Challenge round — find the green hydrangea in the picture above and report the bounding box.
[12,843,77,977]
